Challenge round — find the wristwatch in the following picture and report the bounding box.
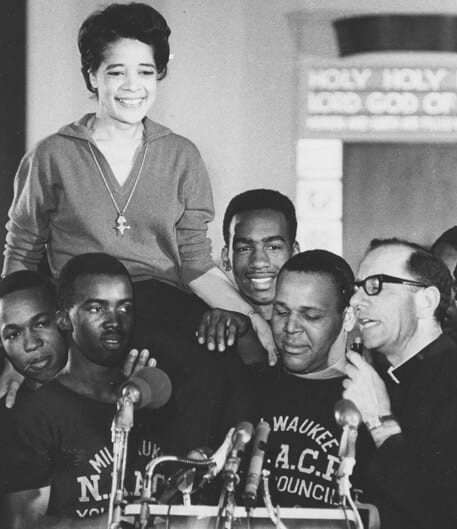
[364,414,396,431]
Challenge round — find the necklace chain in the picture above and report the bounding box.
[88,141,148,236]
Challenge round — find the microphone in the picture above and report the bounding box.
[199,427,235,488]
[242,420,271,509]
[334,399,362,497]
[109,367,172,527]
[351,337,364,355]
[222,421,254,492]
[335,398,362,458]
[160,447,213,504]
[120,366,172,409]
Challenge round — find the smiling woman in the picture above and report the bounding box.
[87,37,159,188]
[2,2,276,389]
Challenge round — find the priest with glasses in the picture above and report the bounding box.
[342,237,457,529]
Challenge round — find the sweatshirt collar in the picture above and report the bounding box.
[57,113,171,143]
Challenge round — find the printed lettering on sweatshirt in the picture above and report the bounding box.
[75,440,162,518]
[269,415,341,507]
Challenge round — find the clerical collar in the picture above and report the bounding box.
[388,333,445,384]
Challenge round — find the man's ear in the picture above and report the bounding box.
[221,246,232,272]
[56,310,73,332]
[343,306,356,332]
[292,241,300,255]
[416,285,440,320]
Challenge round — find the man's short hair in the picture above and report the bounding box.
[222,189,297,246]
[368,238,452,323]
[279,250,354,312]
[57,253,132,310]
[431,226,457,253]
[0,270,56,305]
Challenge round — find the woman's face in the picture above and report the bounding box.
[89,38,157,126]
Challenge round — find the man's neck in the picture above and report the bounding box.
[57,346,122,403]
[23,379,42,391]
[251,302,273,320]
[386,321,442,367]
[287,327,347,380]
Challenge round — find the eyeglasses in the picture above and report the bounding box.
[354,274,429,296]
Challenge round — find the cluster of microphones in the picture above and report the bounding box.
[117,367,274,522]
[119,366,363,512]
[154,420,271,509]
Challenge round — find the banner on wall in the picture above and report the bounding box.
[301,61,457,141]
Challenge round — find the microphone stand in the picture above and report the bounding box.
[107,394,136,529]
[218,478,237,529]
[334,399,364,529]
[140,455,216,529]
[218,449,242,529]
[336,425,358,501]
[261,468,287,529]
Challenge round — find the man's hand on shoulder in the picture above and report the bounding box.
[197,308,250,352]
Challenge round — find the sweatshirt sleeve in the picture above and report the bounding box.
[176,149,215,284]
[3,150,57,276]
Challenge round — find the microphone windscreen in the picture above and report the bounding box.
[235,421,255,444]
[334,399,362,429]
[124,366,172,409]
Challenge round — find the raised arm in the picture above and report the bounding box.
[343,350,457,529]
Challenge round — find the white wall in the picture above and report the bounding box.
[27,0,457,256]
[27,0,296,257]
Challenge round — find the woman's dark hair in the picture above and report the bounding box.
[78,2,171,94]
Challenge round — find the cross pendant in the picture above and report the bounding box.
[114,214,130,236]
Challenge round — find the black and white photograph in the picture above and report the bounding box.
[1,2,457,528]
